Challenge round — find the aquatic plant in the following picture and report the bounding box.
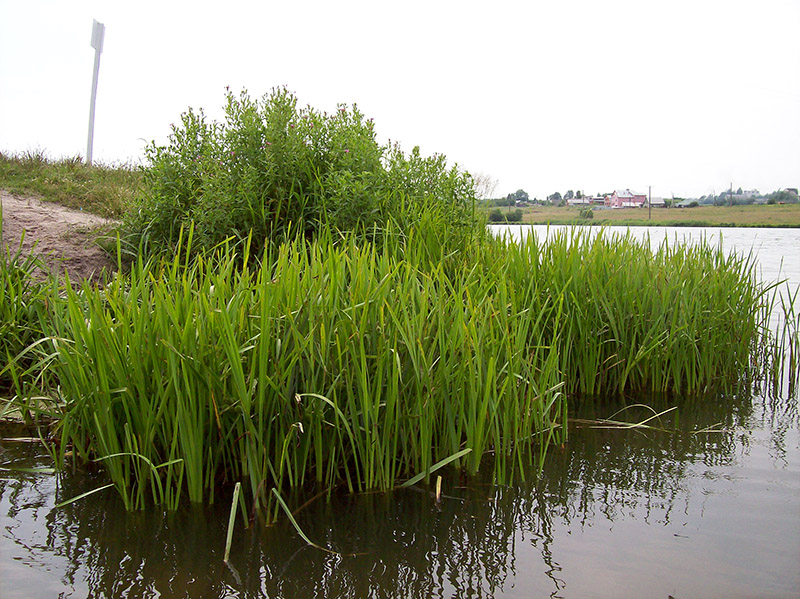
[489,227,773,396]
[26,224,787,516]
[753,282,800,398]
[40,229,565,513]
[0,213,51,419]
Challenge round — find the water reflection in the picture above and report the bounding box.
[3,386,798,598]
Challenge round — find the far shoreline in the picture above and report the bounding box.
[519,221,800,229]
[489,203,800,229]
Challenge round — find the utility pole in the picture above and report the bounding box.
[648,185,652,220]
[87,20,105,166]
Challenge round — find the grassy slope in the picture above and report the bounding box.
[0,151,141,218]
[513,204,800,227]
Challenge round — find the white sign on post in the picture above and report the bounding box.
[91,19,105,52]
[87,20,105,165]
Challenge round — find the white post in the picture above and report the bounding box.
[87,19,105,165]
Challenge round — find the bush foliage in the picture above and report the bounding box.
[125,88,480,257]
[487,208,523,223]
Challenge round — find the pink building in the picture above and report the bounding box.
[605,189,647,208]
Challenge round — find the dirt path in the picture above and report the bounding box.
[1,191,118,282]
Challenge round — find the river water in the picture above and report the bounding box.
[2,226,798,599]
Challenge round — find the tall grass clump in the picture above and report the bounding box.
[39,231,565,514]
[754,283,800,398]
[0,209,52,416]
[489,228,775,396]
[124,87,480,260]
[11,223,791,515]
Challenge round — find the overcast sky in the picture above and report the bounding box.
[2,0,798,200]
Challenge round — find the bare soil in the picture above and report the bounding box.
[1,191,118,282]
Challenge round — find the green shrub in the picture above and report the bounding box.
[125,88,481,259]
[506,208,523,222]
[488,208,504,222]
[487,208,522,223]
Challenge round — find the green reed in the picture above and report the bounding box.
[39,229,565,514]
[11,225,786,516]
[0,210,53,421]
[753,282,800,398]
[489,228,771,397]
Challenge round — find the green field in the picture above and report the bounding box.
[516,204,800,228]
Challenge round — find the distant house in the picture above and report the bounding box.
[605,189,647,208]
[566,197,592,206]
[731,189,760,201]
